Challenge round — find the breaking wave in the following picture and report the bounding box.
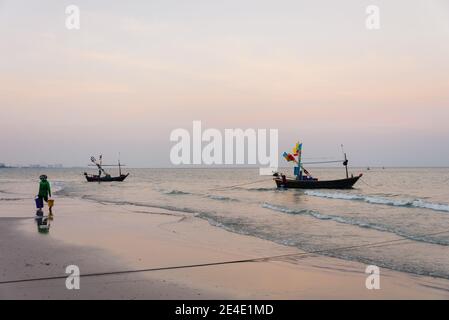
[206,195,239,202]
[80,195,202,216]
[162,189,192,195]
[51,181,66,194]
[261,202,449,246]
[233,187,278,192]
[304,191,449,213]
[0,197,27,201]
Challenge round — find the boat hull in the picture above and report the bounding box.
[275,175,361,189]
[84,173,129,182]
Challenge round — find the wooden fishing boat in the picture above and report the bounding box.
[275,142,361,189]
[84,155,129,183]
[84,173,129,182]
[274,174,362,189]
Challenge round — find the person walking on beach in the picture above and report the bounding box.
[38,174,51,207]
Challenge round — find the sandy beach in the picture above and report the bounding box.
[1,197,448,300]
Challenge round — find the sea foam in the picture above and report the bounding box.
[261,202,449,246]
[304,191,449,213]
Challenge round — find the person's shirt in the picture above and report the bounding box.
[38,180,51,197]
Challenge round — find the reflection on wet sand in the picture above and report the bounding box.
[35,216,52,234]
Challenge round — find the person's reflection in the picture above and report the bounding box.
[36,216,51,234]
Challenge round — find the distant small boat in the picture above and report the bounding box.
[84,155,129,183]
[84,173,129,182]
[274,142,361,189]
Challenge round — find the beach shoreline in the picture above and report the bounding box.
[1,197,448,299]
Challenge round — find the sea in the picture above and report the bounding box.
[1,167,449,279]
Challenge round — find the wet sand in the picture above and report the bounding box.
[1,198,448,299]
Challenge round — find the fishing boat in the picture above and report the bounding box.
[274,174,362,189]
[274,142,362,189]
[84,155,129,182]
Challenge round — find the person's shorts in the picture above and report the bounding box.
[38,196,48,203]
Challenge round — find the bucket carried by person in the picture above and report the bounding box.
[35,197,44,209]
[47,198,55,216]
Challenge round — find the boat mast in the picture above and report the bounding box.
[91,156,108,177]
[344,153,349,179]
[295,142,302,180]
[341,145,349,179]
[296,159,301,181]
[118,152,122,176]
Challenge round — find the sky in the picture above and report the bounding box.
[0,0,448,167]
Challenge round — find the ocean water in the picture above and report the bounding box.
[1,167,449,279]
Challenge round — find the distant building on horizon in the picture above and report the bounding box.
[48,164,63,168]
[26,164,64,169]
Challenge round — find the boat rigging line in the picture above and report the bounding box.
[301,160,344,165]
[208,179,269,191]
[359,178,379,190]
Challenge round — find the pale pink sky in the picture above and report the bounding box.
[0,0,448,166]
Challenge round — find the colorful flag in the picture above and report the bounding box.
[282,152,297,163]
[283,142,303,164]
[293,142,302,156]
